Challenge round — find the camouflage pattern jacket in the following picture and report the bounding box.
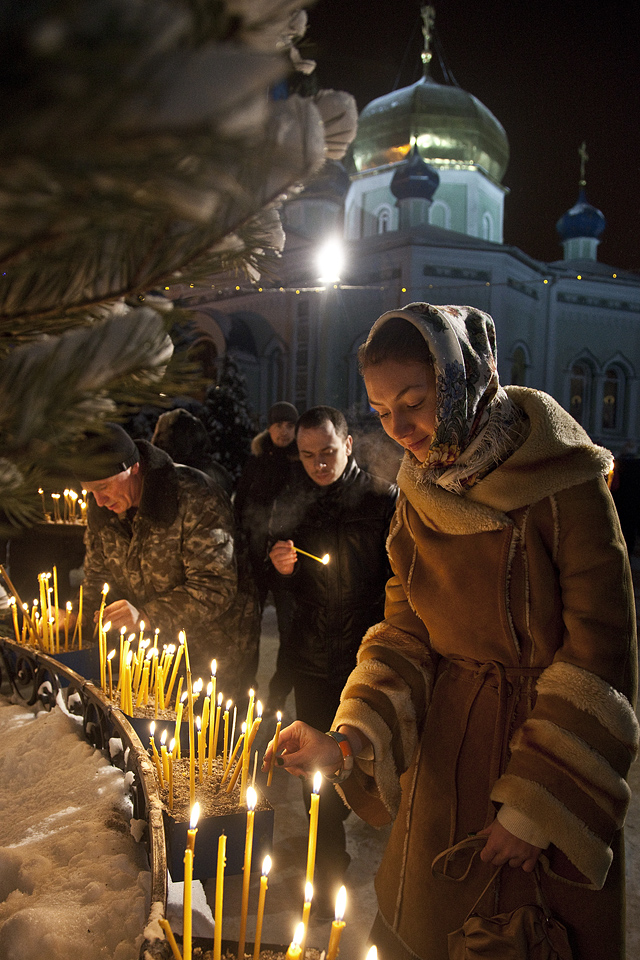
[83,441,259,695]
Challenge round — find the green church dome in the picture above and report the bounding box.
[352,73,509,184]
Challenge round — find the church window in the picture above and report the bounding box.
[376,206,392,234]
[601,367,623,432]
[510,345,527,386]
[569,362,591,427]
[482,212,494,241]
[429,200,451,230]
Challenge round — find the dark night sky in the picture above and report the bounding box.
[304,0,640,272]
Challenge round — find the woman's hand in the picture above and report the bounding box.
[269,540,297,576]
[262,720,342,778]
[478,819,542,872]
[97,599,140,632]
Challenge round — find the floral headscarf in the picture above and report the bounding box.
[367,303,528,491]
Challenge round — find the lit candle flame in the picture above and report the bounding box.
[365,948,377,960]
[313,771,322,794]
[335,885,347,922]
[262,855,272,877]
[292,922,305,948]
[190,802,200,829]
[211,658,217,676]
[246,786,257,811]
[305,882,314,904]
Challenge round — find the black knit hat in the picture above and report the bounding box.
[268,402,299,425]
[77,423,140,482]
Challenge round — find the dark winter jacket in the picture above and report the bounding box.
[151,407,234,496]
[234,430,299,581]
[83,441,259,695]
[269,457,397,683]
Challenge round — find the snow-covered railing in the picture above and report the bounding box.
[0,636,171,960]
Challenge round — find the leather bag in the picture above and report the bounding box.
[433,838,573,960]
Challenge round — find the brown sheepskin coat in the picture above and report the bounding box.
[335,386,639,960]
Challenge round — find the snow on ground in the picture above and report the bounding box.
[0,693,151,960]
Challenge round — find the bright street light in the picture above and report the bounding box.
[316,237,345,284]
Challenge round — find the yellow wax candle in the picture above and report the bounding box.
[197,715,204,783]
[158,918,182,960]
[305,772,322,886]
[107,649,115,701]
[224,725,246,792]
[168,740,175,812]
[326,886,347,960]
[77,584,83,648]
[210,659,217,736]
[38,486,46,519]
[180,630,191,675]
[202,692,211,753]
[101,620,112,693]
[136,661,150,707]
[209,692,223,775]
[98,582,109,632]
[187,671,195,809]
[165,637,184,706]
[293,546,330,565]
[183,846,194,960]
[237,786,256,960]
[222,701,231,768]
[252,855,272,960]
[10,598,20,643]
[286,922,305,960]
[21,603,28,643]
[173,693,186,759]
[64,601,71,650]
[138,619,145,649]
[186,802,200,852]
[174,675,184,714]
[213,833,227,960]
[247,701,263,751]
[53,565,59,650]
[267,712,282,787]
[160,729,170,783]
[299,882,313,960]
[149,722,164,785]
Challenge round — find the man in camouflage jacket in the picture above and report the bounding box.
[80,424,259,697]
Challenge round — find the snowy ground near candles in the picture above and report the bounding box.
[0,694,151,960]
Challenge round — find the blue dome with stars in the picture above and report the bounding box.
[556,188,606,241]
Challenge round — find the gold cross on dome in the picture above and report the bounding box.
[579,141,589,187]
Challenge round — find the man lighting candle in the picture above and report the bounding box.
[73,422,260,697]
[268,406,397,914]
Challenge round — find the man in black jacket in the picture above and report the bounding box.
[269,406,397,913]
[234,401,299,709]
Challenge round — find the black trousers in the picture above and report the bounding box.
[292,672,351,874]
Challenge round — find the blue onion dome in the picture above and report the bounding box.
[298,160,351,201]
[390,144,440,201]
[351,73,509,184]
[556,188,606,240]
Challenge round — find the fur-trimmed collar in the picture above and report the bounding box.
[396,387,612,535]
[88,440,182,529]
[250,429,298,460]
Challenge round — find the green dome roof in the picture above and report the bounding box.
[352,75,509,184]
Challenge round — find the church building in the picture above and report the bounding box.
[173,6,640,456]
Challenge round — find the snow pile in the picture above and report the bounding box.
[0,696,151,960]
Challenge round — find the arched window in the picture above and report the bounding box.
[569,362,591,427]
[482,212,494,241]
[601,366,623,432]
[429,200,451,230]
[510,345,528,386]
[376,206,392,234]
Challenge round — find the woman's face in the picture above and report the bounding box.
[364,360,437,463]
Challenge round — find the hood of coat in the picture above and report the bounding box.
[88,440,187,529]
[396,386,613,536]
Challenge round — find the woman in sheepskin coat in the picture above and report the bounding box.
[264,303,639,960]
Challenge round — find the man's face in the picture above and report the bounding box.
[83,464,142,514]
[268,420,296,448]
[297,421,352,486]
